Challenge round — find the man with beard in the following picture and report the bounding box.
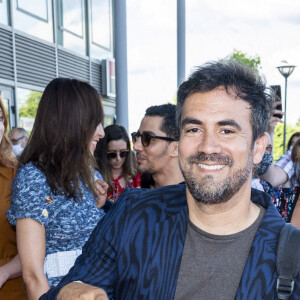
[132,104,184,188]
[40,61,300,300]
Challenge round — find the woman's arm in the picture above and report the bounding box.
[16,218,50,300]
[0,254,22,288]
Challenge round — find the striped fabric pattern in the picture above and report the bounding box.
[41,185,300,299]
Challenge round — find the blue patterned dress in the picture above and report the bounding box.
[7,162,105,287]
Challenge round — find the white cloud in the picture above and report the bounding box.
[127,0,176,133]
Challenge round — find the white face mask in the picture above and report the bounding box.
[12,143,24,157]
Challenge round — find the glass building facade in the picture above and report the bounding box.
[0,0,116,131]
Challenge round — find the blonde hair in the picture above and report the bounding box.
[0,96,16,168]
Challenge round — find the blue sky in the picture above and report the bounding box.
[127,0,300,134]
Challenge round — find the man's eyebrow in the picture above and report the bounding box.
[181,117,203,128]
[217,120,242,131]
[141,130,155,135]
[181,118,242,131]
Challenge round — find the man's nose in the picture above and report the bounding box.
[199,132,221,154]
[133,136,143,152]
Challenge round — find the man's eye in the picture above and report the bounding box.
[221,129,234,134]
[0,116,4,122]
[186,128,199,133]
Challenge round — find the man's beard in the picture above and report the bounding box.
[179,152,252,205]
[137,158,155,174]
[136,143,169,175]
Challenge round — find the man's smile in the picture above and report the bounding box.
[197,163,225,170]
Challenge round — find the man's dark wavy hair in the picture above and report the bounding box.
[145,103,179,140]
[176,61,274,143]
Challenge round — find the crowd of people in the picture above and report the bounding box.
[0,60,300,299]
[94,124,141,203]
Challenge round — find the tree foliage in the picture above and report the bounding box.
[222,49,261,72]
[273,122,300,160]
[18,91,42,118]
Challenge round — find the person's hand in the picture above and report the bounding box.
[268,101,284,134]
[0,267,9,289]
[57,282,109,300]
[95,179,108,208]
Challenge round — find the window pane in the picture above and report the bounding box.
[60,0,83,37]
[17,0,48,21]
[91,0,111,49]
[0,0,8,25]
[17,88,42,133]
[89,0,113,60]
[0,86,14,130]
[57,0,86,56]
[103,114,114,128]
[13,0,53,43]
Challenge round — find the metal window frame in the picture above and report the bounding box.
[0,0,113,126]
[90,0,111,51]
[58,0,84,39]
[16,0,49,23]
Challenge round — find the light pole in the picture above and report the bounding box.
[276,62,296,152]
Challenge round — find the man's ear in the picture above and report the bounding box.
[253,133,268,165]
[170,141,179,157]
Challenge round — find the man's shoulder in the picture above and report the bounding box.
[125,183,186,199]
[251,188,284,226]
[119,183,187,211]
[251,188,273,208]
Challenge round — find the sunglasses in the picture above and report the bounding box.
[10,136,25,145]
[107,150,129,159]
[131,131,178,147]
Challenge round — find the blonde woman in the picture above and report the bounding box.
[0,96,27,299]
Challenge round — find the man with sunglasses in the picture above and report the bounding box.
[8,127,29,158]
[41,61,300,300]
[131,104,184,188]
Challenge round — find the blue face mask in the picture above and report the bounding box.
[254,152,273,177]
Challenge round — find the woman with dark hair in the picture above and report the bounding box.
[7,78,106,300]
[289,139,300,227]
[287,132,300,151]
[291,138,300,187]
[260,139,300,227]
[0,97,27,299]
[94,124,141,203]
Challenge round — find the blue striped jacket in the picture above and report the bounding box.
[41,184,300,299]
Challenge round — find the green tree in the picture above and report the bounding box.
[273,123,300,160]
[18,91,42,118]
[222,49,261,72]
